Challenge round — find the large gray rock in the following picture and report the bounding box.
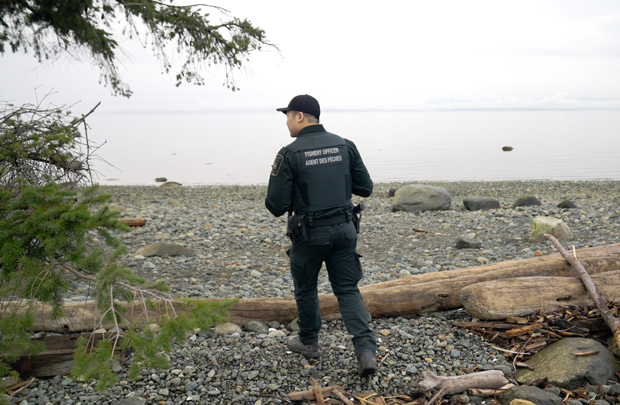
[392,185,451,213]
[514,338,619,389]
[529,216,573,243]
[455,236,482,249]
[557,200,578,209]
[243,320,269,333]
[463,196,500,211]
[513,196,541,208]
[498,386,562,405]
[135,243,194,257]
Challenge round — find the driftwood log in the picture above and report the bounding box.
[418,370,509,396]
[3,243,620,333]
[8,333,119,378]
[117,218,146,227]
[460,270,620,320]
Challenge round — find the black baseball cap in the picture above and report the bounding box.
[276,94,320,117]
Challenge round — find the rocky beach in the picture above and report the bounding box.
[12,180,620,405]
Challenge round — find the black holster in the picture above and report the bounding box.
[353,202,365,234]
[286,214,308,242]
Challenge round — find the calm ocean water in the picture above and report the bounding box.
[87,110,620,185]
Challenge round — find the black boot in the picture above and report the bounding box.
[356,349,377,377]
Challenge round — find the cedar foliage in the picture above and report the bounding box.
[1,0,273,97]
[0,101,238,401]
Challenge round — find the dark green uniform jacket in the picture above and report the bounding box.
[265,124,373,218]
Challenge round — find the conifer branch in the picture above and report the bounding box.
[61,264,170,301]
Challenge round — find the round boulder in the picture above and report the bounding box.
[557,200,578,209]
[499,386,562,405]
[513,196,541,208]
[392,185,451,213]
[463,196,500,211]
[514,338,619,389]
[243,320,269,333]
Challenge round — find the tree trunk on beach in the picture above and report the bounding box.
[4,243,620,332]
[460,270,620,320]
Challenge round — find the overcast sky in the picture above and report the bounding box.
[2,0,620,114]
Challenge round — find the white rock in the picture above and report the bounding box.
[213,322,242,336]
[529,216,573,243]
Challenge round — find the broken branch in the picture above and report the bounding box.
[544,234,620,349]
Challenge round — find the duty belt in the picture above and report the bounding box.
[307,213,349,228]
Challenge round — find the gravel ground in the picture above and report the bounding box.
[13,181,620,405]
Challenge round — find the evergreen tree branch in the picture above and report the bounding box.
[61,264,170,301]
[0,0,275,97]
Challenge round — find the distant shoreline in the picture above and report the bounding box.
[98,179,620,188]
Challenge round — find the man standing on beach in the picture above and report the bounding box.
[265,94,377,377]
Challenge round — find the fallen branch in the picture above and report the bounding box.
[468,383,515,397]
[525,376,547,387]
[418,370,508,397]
[311,379,325,405]
[332,388,355,405]
[287,385,345,402]
[377,352,389,369]
[7,377,36,399]
[514,362,534,371]
[504,324,543,338]
[544,234,620,349]
[426,384,450,403]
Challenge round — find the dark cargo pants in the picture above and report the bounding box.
[287,220,376,355]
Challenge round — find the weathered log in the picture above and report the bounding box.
[8,333,118,378]
[4,244,620,332]
[117,218,146,227]
[545,235,620,350]
[362,242,620,291]
[418,370,508,396]
[460,270,620,320]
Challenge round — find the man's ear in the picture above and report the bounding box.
[297,112,305,123]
